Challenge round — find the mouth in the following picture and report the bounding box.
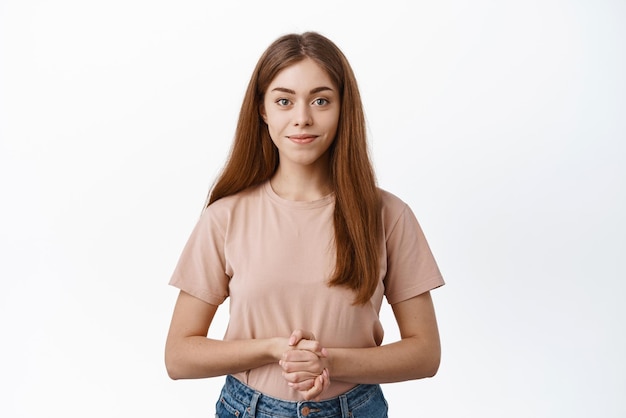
[287,134,318,144]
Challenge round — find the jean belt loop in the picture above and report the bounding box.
[339,393,350,418]
[248,390,261,418]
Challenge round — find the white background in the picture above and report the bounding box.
[1,1,624,417]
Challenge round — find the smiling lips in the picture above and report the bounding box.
[287,134,318,144]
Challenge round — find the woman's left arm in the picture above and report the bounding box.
[280,290,441,397]
[326,291,441,384]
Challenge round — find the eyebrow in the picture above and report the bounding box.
[270,86,334,95]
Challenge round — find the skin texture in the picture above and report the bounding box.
[165,58,441,401]
[165,291,440,400]
[281,292,441,388]
[260,57,340,201]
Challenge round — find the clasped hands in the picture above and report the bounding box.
[278,329,330,401]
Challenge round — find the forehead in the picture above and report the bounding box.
[267,58,336,92]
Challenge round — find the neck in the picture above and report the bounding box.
[270,165,333,201]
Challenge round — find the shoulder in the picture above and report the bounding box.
[199,182,266,227]
[379,187,411,222]
[378,187,428,239]
[379,187,408,209]
[206,182,265,212]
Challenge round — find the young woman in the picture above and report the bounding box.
[165,31,444,418]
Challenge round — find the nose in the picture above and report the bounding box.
[293,103,312,126]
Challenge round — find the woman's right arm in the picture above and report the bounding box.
[165,290,284,379]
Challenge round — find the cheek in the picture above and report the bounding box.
[267,113,290,133]
[265,116,280,135]
[324,114,340,136]
[265,117,284,143]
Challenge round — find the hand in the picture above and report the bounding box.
[279,329,331,401]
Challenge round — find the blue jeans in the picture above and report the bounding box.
[215,375,388,418]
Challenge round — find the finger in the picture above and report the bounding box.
[282,348,324,364]
[280,359,318,374]
[289,329,316,346]
[282,369,319,384]
[286,377,316,391]
[280,359,325,377]
[321,368,331,392]
[314,369,331,401]
[300,373,326,401]
[293,340,326,357]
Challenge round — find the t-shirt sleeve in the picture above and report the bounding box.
[168,207,230,306]
[383,202,444,305]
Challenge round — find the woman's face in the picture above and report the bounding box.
[261,58,340,173]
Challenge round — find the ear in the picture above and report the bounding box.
[259,104,267,123]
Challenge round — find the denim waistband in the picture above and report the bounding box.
[219,374,386,418]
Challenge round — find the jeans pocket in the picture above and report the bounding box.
[215,395,245,417]
[350,388,389,418]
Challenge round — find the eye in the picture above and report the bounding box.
[276,98,291,106]
[313,98,329,106]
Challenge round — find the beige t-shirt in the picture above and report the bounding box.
[169,181,444,400]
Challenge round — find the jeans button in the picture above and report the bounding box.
[301,406,310,416]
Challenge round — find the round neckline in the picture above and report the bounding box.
[263,180,334,209]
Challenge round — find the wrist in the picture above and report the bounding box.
[267,337,289,362]
[323,349,334,377]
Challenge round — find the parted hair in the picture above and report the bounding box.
[207,32,382,305]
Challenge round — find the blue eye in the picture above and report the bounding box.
[313,98,328,106]
[277,98,291,106]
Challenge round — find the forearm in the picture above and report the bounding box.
[326,336,440,384]
[165,336,282,380]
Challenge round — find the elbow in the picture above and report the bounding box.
[164,347,183,380]
[423,345,441,378]
[423,354,441,378]
[412,343,441,379]
[165,358,179,380]
[165,364,181,380]
[411,356,440,380]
